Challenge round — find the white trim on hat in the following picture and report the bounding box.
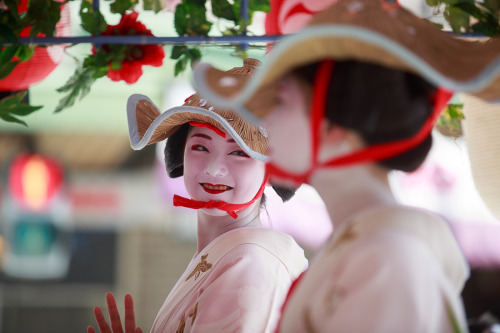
[126,94,269,162]
[193,25,500,124]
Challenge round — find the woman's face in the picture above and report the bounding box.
[183,125,266,212]
[262,74,313,183]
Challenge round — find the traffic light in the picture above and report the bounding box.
[1,153,71,280]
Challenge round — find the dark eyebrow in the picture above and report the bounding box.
[227,138,235,143]
[191,133,212,140]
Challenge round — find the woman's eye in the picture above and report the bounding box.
[229,150,250,158]
[191,144,208,152]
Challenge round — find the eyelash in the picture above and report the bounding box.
[230,150,250,158]
[191,145,249,158]
[191,144,208,152]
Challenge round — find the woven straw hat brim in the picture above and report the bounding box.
[462,94,500,219]
[193,0,500,124]
[127,94,269,162]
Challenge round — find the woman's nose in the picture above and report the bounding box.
[205,155,228,177]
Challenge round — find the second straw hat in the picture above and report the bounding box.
[193,0,500,123]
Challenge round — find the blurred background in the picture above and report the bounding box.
[0,0,499,332]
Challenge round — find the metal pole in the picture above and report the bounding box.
[240,0,249,51]
[15,34,284,45]
[93,0,101,49]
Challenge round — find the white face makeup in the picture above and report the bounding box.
[183,126,266,215]
[262,74,313,181]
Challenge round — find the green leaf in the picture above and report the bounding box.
[189,0,206,6]
[437,103,464,136]
[2,0,25,37]
[445,1,500,36]
[80,1,108,35]
[174,4,188,35]
[143,0,163,13]
[0,60,19,80]
[0,91,27,106]
[426,0,440,7]
[187,47,201,67]
[249,0,270,13]
[472,20,500,36]
[452,2,484,20]
[0,45,18,65]
[211,0,237,21]
[55,67,97,113]
[0,24,19,44]
[187,47,202,67]
[174,2,212,36]
[0,113,28,126]
[174,57,187,76]
[110,60,122,71]
[484,0,499,15]
[188,47,202,60]
[110,0,134,15]
[27,0,61,36]
[6,103,43,116]
[0,92,43,126]
[3,0,20,16]
[16,45,36,62]
[171,45,188,59]
[444,6,470,33]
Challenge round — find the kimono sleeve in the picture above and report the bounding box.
[309,231,467,333]
[189,243,293,333]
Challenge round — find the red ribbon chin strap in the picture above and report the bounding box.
[173,174,270,219]
[266,59,454,186]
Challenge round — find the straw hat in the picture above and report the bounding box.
[462,94,500,219]
[127,58,269,162]
[193,0,500,124]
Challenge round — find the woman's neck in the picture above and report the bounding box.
[196,200,262,254]
[310,164,397,230]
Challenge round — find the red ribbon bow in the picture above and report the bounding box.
[173,175,270,219]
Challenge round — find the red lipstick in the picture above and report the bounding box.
[200,183,233,194]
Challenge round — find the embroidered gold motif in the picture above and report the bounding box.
[176,314,186,333]
[186,253,213,281]
[175,302,199,333]
[188,301,198,325]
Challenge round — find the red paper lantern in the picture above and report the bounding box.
[265,0,337,35]
[8,153,65,212]
[0,1,71,91]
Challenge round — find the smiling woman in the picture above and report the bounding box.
[87,58,307,333]
[183,126,266,208]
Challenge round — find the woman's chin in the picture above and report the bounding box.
[200,208,230,217]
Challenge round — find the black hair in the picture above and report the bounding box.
[164,123,296,202]
[294,60,437,172]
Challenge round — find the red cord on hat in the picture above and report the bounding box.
[173,174,270,218]
[266,59,454,185]
[189,121,226,138]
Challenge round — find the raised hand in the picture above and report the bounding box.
[87,292,143,333]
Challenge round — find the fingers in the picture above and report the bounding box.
[124,294,137,333]
[106,292,124,333]
[94,306,111,333]
[87,326,96,333]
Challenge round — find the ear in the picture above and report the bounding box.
[127,94,161,150]
[322,123,347,145]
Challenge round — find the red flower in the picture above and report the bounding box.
[99,11,165,84]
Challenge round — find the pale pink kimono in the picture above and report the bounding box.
[151,227,307,333]
[279,206,469,333]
